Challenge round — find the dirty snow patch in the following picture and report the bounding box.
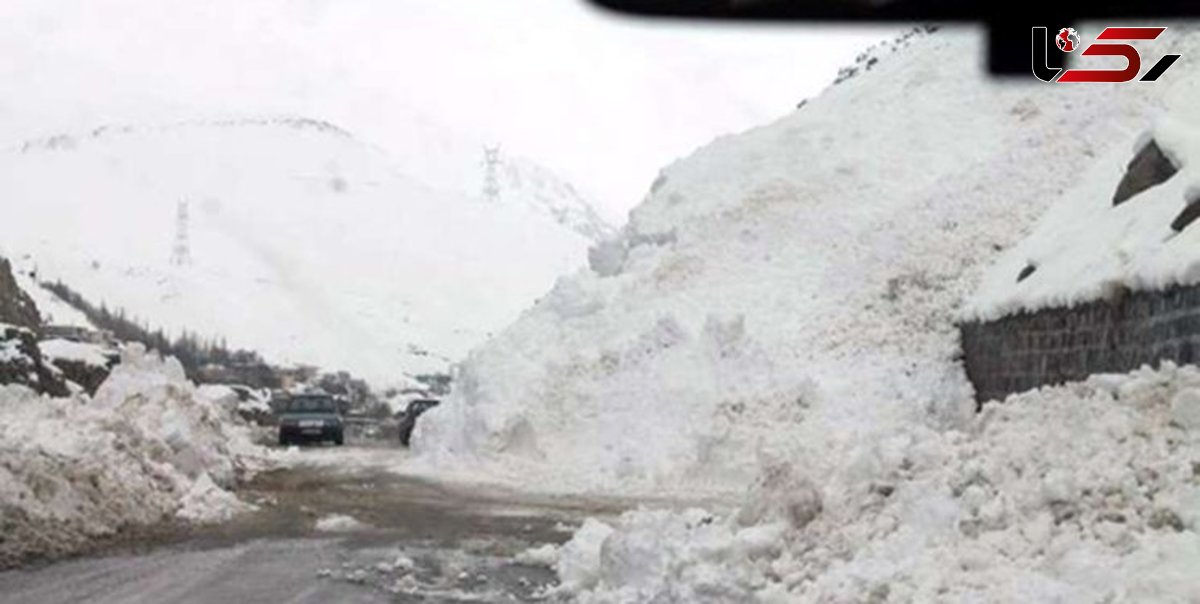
[176,473,259,523]
[0,345,270,566]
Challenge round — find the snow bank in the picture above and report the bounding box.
[237,393,273,419]
[196,383,272,422]
[414,27,1200,497]
[176,473,257,523]
[0,345,268,567]
[970,70,1200,319]
[551,365,1200,602]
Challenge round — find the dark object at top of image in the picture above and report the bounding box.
[584,0,1200,75]
[586,0,1200,21]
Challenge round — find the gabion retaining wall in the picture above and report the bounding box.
[961,283,1200,406]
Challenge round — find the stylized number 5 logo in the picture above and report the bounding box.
[1060,27,1167,82]
[1034,26,1181,83]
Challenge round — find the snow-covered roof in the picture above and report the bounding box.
[968,111,1200,321]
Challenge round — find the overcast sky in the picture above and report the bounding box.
[0,0,891,216]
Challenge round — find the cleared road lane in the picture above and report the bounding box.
[0,446,625,603]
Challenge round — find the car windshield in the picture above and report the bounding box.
[286,397,336,414]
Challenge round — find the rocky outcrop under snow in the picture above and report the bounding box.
[0,324,68,397]
[39,338,119,395]
[0,257,39,331]
[0,257,69,396]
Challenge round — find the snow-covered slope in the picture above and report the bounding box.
[414,26,1200,497]
[378,113,618,241]
[409,26,1200,602]
[0,117,594,383]
[7,258,92,329]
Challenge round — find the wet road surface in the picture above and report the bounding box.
[0,445,625,603]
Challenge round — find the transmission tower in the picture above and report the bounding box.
[170,199,192,266]
[482,145,502,202]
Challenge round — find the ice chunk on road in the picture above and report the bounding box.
[515,543,559,567]
[314,514,370,533]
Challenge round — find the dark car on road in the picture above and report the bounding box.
[278,394,345,446]
[398,398,440,446]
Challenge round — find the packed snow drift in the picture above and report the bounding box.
[415,27,1200,494]
[412,25,1200,601]
[545,365,1200,602]
[0,345,268,567]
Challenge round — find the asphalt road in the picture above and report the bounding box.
[0,445,623,604]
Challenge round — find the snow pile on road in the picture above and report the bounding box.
[411,25,1200,600]
[0,345,268,566]
[414,27,1200,496]
[549,365,1200,602]
[970,74,1200,319]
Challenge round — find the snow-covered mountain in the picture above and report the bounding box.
[0,116,601,384]
[413,27,1200,601]
[374,112,618,242]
